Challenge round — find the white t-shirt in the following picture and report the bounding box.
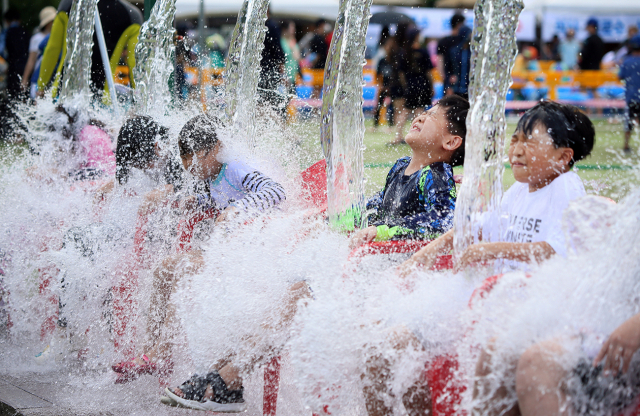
[29,32,46,54]
[492,171,586,258]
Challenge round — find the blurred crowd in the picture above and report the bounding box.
[1,4,639,140]
[516,19,639,72]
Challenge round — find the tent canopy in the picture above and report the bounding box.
[523,0,640,13]
[175,0,340,19]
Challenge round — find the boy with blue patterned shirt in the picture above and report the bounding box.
[350,95,468,248]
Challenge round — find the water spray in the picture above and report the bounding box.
[320,0,372,232]
[453,0,524,263]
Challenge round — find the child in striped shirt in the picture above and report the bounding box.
[178,114,286,221]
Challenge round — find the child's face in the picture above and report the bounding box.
[508,123,574,191]
[181,143,222,180]
[405,105,458,153]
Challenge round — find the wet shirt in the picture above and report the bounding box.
[366,157,457,241]
[197,160,286,213]
[620,55,640,104]
[483,171,586,258]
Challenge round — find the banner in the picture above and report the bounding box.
[368,6,537,42]
[541,13,640,43]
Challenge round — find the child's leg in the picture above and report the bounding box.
[515,339,571,416]
[172,280,311,396]
[472,340,520,416]
[143,250,204,361]
[362,326,432,416]
[393,98,408,143]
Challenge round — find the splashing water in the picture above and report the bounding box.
[224,0,270,146]
[58,0,98,102]
[320,0,372,231]
[133,0,177,116]
[453,0,523,260]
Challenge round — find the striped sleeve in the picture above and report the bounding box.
[233,171,286,212]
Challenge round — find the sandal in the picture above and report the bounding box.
[163,371,246,412]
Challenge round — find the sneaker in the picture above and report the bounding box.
[162,371,246,413]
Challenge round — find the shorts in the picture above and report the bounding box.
[567,356,640,416]
[624,102,640,132]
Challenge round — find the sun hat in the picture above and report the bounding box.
[39,6,56,30]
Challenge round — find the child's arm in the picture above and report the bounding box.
[456,241,555,271]
[594,312,640,374]
[399,229,454,276]
[234,171,286,212]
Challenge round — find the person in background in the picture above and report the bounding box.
[559,28,581,70]
[541,34,561,62]
[579,18,604,71]
[371,26,390,72]
[21,7,56,100]
[514,46,541,73]
[37,0,143,99]
[375,37,401,131]
[308,19,329,69]
[397,29,434,137]
[2,8,29,99]
[449,28,472,98]
[280,20,301,97]
[372,27,392,130]
[437,13,468,97]
[619,35,640,153]
[603,26,639,69]
[258,8,285,116]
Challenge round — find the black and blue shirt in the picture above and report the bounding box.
[366,157,457,241]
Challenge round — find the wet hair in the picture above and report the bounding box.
[515,100,595,167]
[116,115,168,185]
[438,94,470,167]
[178,114,223,157]
[53,104,105,145]
[451,14,465,29]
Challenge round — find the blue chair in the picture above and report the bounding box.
[362,86,377,101]
[433,83,444,101]
[296,86,313,99]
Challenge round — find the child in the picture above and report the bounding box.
[177,114,286,219]
[495,312,640,416]
[362,101,595,416]
[402,100,595,271]
[620,34,640,153]
[95,115,185,205]
[111,114,286,383]
[350,94,469,249]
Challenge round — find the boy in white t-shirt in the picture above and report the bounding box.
[402,100,596,271]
